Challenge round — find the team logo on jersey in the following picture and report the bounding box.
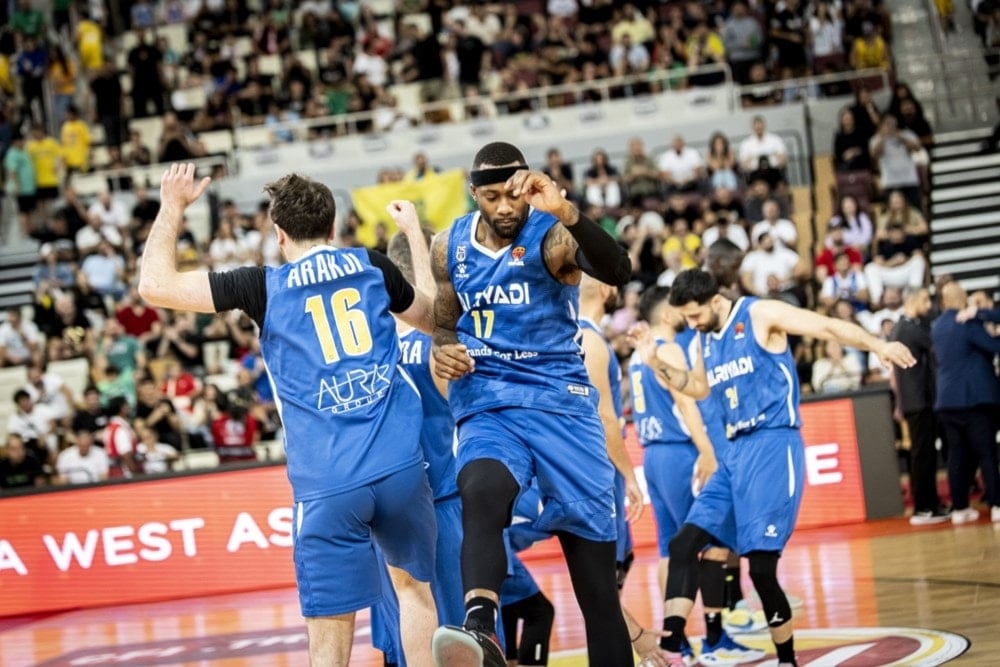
[764,524,778,538]
[508,246,526,266]
[735,322,745,339]
[456,245,467,262]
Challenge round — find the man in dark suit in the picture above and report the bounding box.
[931,282,1000,525]
[891,288,948,524]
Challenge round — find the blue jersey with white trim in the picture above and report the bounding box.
[446,209,596,420]
[579,317,624,425]
[399,328,458,501]
[260,246,422,501]
[629,336,693,447]
[701,297,801,439]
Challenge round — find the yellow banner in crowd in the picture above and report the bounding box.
[351,169,471,246]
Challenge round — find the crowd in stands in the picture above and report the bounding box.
[0,0,902,167]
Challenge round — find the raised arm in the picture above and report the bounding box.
[138,163,216,312]
[581,328,643,522]
[430,228,474,380]
[505,169,631,286]
[751,298,916,369]
[385,200,434,335]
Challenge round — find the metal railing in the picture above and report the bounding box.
[232,62,735,147]
[732,67,892,108]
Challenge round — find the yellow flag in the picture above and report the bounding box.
[351,169,471,247]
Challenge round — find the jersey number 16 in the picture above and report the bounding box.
[305,288,373,363]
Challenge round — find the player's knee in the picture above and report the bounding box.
[668,523,710,563]
[457,458,518,512]
[746,551,791,627]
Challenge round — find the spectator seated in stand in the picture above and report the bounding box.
[750,199,799,251]
[819,251,871,313]
[815,218,865,283]
[864,224,927,307]
[583,148,623,213]
[812,340,863,394]
[740,227,807,305]
[657,134,707,194]
[0,433,47,490]
[828,194,874,256]
[55,427,110,485]
[211,392,259,465]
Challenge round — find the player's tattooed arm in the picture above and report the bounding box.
[543,223,581,283]
[431,229,460,346]
[431,229,474,379]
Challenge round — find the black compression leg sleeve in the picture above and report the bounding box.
[500,592,554,665]
[458,459,520,595]
[557,531,633,666]
[665,523,715,601]
[698,556,727,610]
[747,551,792,627]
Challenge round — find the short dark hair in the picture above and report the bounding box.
[669,269,719,306]
[13,389,30,403]
[107,395,130,416]
[638,286,671,323]
[263,174,337,242]
[472,142,526,170]
[386,228,434,285]
[706,239,744,289]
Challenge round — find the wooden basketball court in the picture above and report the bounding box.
[0,517,995,666]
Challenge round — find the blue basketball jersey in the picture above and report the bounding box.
[579,316,624,424]
[629,337,693,447]
[678,328,729,449]
[260,246,422,501]
[702,297,801,439]
[399,328,458,501]
[446,210,596,421]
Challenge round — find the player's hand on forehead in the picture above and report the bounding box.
[505,169,567,214]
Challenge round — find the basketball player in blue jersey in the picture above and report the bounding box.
[632,286,763,666]
[429,142,634,666]
[632,269,915,667]
[577,274,644,575]
[138,164,440,666]
[388,227,466,627]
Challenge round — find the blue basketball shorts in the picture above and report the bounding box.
[684,428,805,555]
[293,462,437,617]
[456,407,617,542]
[643,443,699,557]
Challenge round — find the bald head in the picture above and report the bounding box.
[940,281,967,310]
[579,274,618,313]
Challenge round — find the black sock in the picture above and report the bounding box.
[776,637,797,665]
[464,596,498,634]
[660,615,687,652]
[724,564,743,609]
[705,612,723,646]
